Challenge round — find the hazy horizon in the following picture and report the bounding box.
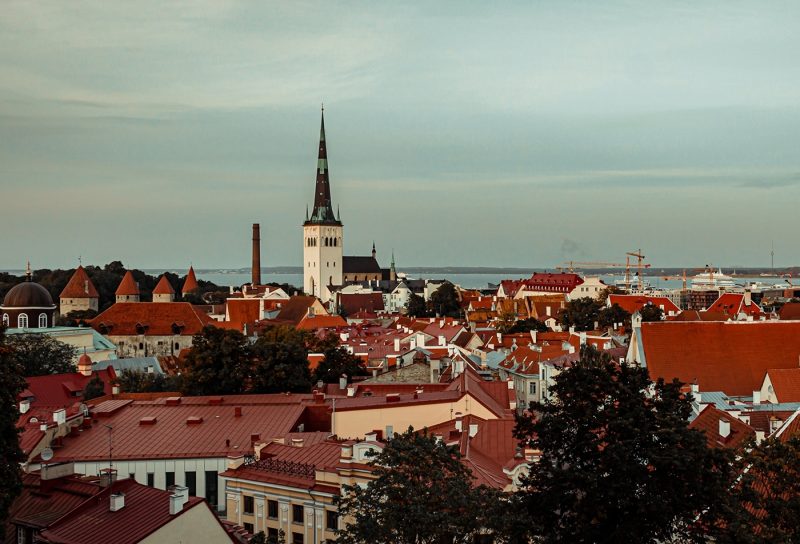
[2,2,799,270]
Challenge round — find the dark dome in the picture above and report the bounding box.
[2,282,55,308]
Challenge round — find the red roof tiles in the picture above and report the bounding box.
[639,321,800,396]
[59,266,99,299]
[706,293,763,319]
[90,302,213,336]
[152,275,175,295]
[608,294,679,315]
[689,405,755,449]
[182,266,199,294]
[765,368,800,403]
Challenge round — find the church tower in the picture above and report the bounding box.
[303,107,343,302]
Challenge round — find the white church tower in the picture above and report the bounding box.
[303,107,343,302]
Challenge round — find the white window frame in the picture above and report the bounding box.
[38,313,47,328]
[18,314,28,328]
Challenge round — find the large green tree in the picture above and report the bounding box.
[7,334,76,376]
[558,297,604,332]
[335,428,501,544]
[406,292,429,317]
[313,345,368,384]
[712,436,800,543]
[514,345,732,543]
[639,304,665,322]
[116,369,183,393]
[180,326,252,395]
[0,327,26,523]
[427,282,462,318]
[597,302,631,329]
[249,325,312,394]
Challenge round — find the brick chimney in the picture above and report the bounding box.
[252,223,261,287]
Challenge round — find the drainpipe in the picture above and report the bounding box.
[305,488,319,544]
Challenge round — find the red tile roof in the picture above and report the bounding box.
[90,302,213,336]
[296,314,348,331]
[340,293,384,315]
[59,266,99,299]
[689,405,755,449]
[608,294,679,315]
[20,369,117,410]
[182,266,199,294]
[115,271,140,296]
[706,293,762,319]
[225,298,261,331]
[525,273,584,293]
[766,368,800,403]
[778,302,800,320]
[639,321,800,396]
[275,296,324,326]
[49,398,308,462]
[152,275,175,295]
[38,478,230,544]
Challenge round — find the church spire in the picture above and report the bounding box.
[306,106,340,225]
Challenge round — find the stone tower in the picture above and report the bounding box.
[303,107,343,302]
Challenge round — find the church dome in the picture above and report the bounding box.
[1,282,55,309]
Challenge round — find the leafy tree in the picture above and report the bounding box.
[82,374,106,400]
[7,334,76,376]
[508,317,550,334]
[597,302,631,329]
[116,369,182,393]
[495,311,519,334]
[712,436,800,543]
[406,292,428,317]
[0,327,26,522]
[313,345,368,384]
[639,304,664,322]
[558,297,603,332]
[598,285,620,305]
[180,326,252,395]
[427,282,462,318]
[57,309,98,327]
[336,427,502,544]
[249,325,312,394]
[251,529,286,544]
[514,345,733,543]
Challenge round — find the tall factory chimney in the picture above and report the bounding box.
[252,223,261,286]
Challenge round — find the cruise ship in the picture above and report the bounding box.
[691,268,736,289]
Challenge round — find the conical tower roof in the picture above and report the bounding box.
[60,266,99,298]
[305,107,341,225]
[115,270,140,296]
[153,275,175,295]
[182,266,199,294]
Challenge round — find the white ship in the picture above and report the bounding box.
[691,268,736,289]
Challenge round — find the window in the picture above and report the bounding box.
[244,523,254,533]
[326,510,339,530]
[529,382,537,395]
[138,342,144,350]
[185,471,196,496]
[38,313,47,328]
[165,471,175,488]
[18,314,28,328]
[243,495,254,515]
[146,473,154,487]
[292,533,304,544]
[205,470,218,507]
[292,504,303,524]
[174,343,180,351]
[1,314,8,326]
[267,500,278,519]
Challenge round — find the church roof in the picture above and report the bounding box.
[2,281,55,309]
[115,271,140,296]
[59,266,99,299]
[305,108,341,226]
[343,256,382,274]
[152,275,175,295]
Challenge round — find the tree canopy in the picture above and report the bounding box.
[427,282,462,318]
[558,297,604,332]
[597,302,631,329]
[639,304,665,322]
[514,345,733,543]
[6,334,76,376]
[405,292,428,317]
[312,340,368,384]
[335,427,502,544]
[250,326,312,393]
[0,327,26,523]
[180,327,252,396]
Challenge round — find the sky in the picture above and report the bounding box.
[1,1,799,270]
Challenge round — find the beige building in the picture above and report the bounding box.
[59,266,99,315]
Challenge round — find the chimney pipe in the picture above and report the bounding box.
[252,223,261,287]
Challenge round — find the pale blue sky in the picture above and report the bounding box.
[1,1,799,269]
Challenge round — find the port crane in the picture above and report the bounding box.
[557,249,652,292]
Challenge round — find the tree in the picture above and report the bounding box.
[336,427,501,544]
[251,529,286,544]
[180,327,252,395]
[249,325,312,394]
[7,334,76,376]
[558,297,603,332]
[313,345,368,384]
[495,311,518,334]
[508,317,550,334]
[514,345,733,543]
[597,302,631,329]
[639,304,664,322]
[116,369,182,393]
[712,436,800,543]
[406,292,428,317]
[82,374,106,400]
[427,282,462,318]
[0,327,26,523]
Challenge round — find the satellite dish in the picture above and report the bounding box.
[41,448,54,462]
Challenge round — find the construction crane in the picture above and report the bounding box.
[557,252,652,293]
[626,250,648,291]
[658,270,688,290]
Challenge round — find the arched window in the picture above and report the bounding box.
[1,314,8,327]
[38,313,47,328]
[18,314,28,328]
